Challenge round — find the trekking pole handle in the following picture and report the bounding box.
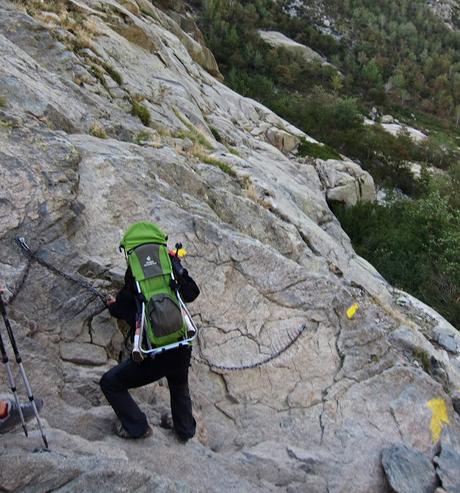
[0,328,8,363]
[0,293,22,363]
[0,293,6,317]
[0,296,7,362]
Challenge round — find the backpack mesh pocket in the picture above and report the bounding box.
[147,294,183,338]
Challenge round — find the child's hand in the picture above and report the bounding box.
[106,295,116,305]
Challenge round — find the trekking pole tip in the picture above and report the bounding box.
[33,446,51,454]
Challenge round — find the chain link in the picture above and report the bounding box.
[14,237,107,306]
[192,323,307,372]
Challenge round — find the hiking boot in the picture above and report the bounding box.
[0,398,44,434]
[159,412,173,430]
[113,421,152,439]
[174,432,191,444]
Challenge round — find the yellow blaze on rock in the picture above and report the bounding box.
[427,398,449,443]
[346,303,358,319]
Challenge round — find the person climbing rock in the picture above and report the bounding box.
[100,221,200,441]
[0,394,44,434]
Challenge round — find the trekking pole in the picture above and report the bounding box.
[0,327,28,437]
[0,294,48,448]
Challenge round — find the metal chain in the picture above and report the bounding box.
[14,237,309,371]
[15,237,107,306]
[192,323,308,372]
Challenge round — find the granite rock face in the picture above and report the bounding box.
[382,443,438,493]
[436,443,460,493]
[0,1,460,492]
[315,157,376,206]
[258,30,330,65]
[427,0,460,29]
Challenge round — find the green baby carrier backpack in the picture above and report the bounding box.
[120,221,196,361]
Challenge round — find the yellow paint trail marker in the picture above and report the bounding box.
[427,398,449,443]
[346,303,358,319]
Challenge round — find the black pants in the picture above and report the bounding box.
[100,346,196,439]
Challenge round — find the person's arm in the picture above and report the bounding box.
[106,269,137,328]
[170,255,200,303]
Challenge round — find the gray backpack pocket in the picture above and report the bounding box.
[147,294,183,337]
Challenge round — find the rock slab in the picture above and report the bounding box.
[436,444,460,493]
[60,342,108,366]
[382,444,438,493]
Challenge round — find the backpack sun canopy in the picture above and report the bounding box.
[120,221,168,252]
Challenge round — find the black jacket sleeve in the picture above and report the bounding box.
[108,258,199,328]
[107,268,137,329]
[170,255,200,303]
[177,269,200,303]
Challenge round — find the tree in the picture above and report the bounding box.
[334,193,460,328]
[455,105,460,126]
[331,72,343,94]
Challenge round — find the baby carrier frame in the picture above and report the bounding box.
[119,221,197,362]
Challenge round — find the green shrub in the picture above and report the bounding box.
[176,127,213,149]
[413,348,431,373]
[417,134,459,170]
[174,109,213,149]
[0,118,12,128]
[14,0,61,14]
[102,63,123,86]
[333,193,460,329]
[297,138,341,160]
[139,6,155,19]
[89,121,107,139]
[210,126,222,143]
[0,96,6,108]
[197,153,236,177]
[135,130,151,144]
[131,100,151,126]
[226,145,241,156]
[88,63,109,90]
